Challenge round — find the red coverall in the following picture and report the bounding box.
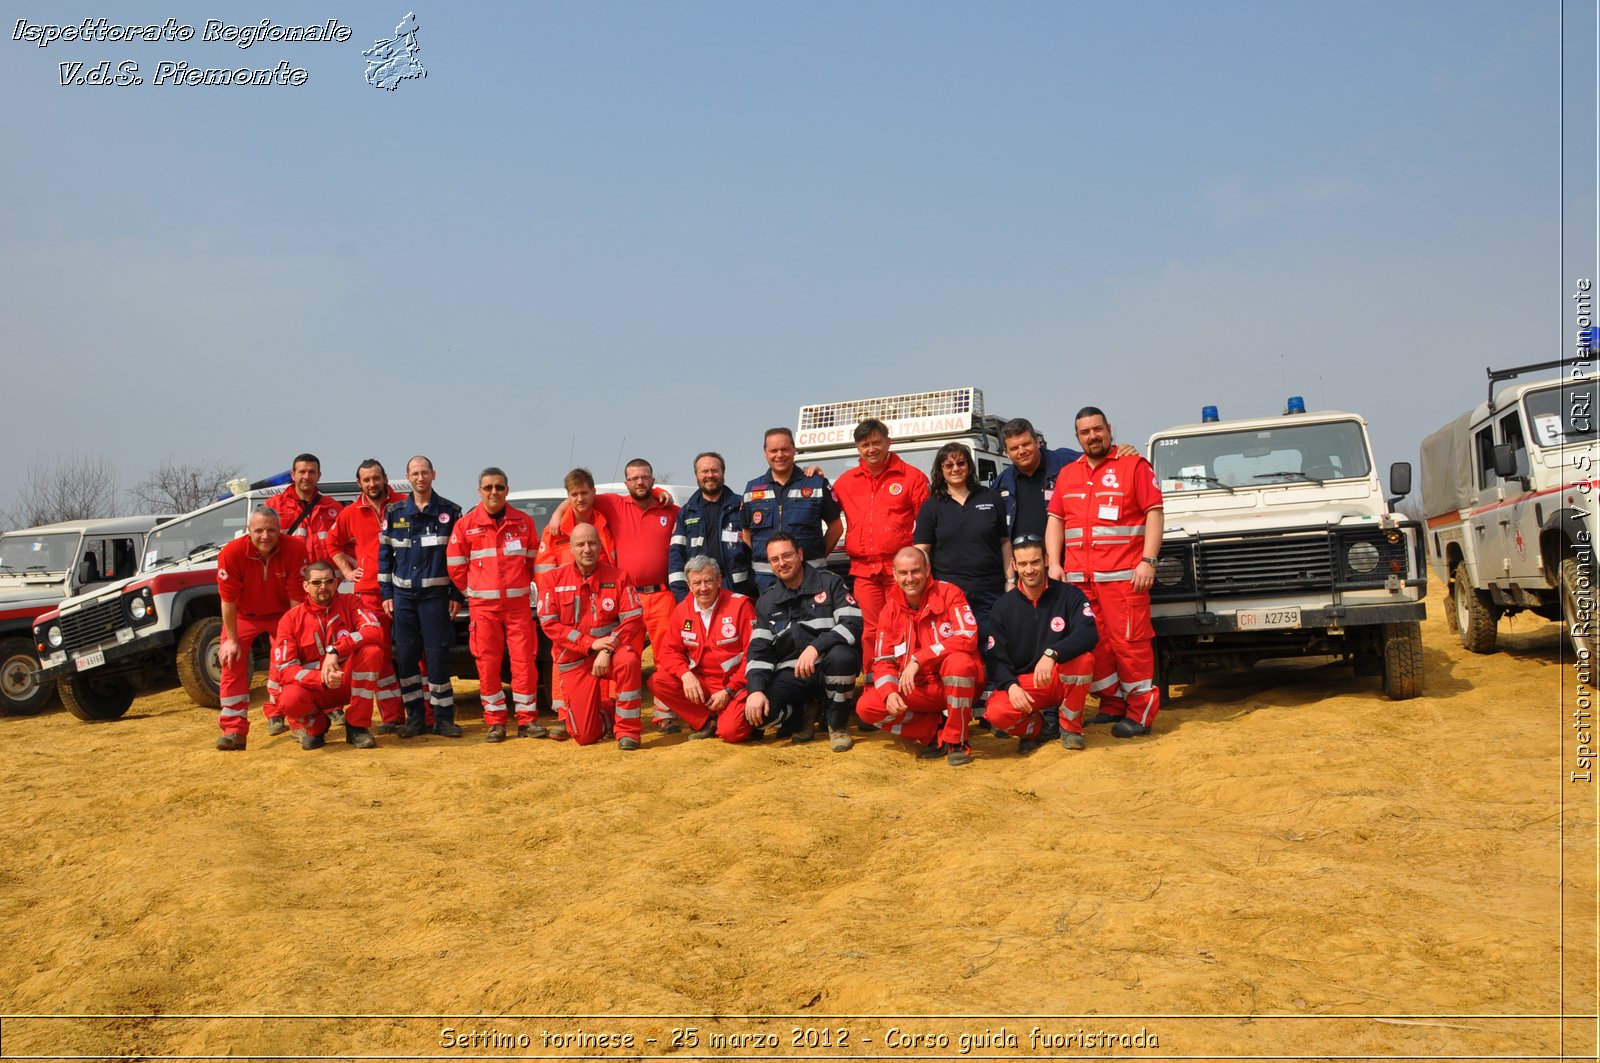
[272,593,387,735]
[215,535,307,737]
[648,589,757,743]
[591,492,680,724]
[1048,452,1164,728]
[856,578,984,750]
[448,503,541,727]
[332,488,408,725]
[537,560,644,745]
[263,490,345,564]
[832,453,930,659]
[534,509,617,720]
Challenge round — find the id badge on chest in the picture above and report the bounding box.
[1097,503,1120,521]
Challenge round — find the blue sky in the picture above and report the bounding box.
[0,1,1591,505]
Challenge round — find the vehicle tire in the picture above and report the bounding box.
[176,617,224,710]
[0,636,54,715]
[1560,555,1597,666]
[1381,621,1424,700]
[1452,570,1498,654]
[60,673,135,721]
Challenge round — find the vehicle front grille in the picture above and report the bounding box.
[57,598,126,653]
[1152,523,1425,603]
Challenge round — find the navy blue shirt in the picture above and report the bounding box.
[913,486,1007,597]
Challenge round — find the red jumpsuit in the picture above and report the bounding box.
[215,535,307,737]
[332,488,408,725]
[648,590,757,743]
[272,593,387,735]
[832,453,930,660]
[537,560,644,745]
[533,509,617,720]
[1048,451,1164,728]
[856,578,984,751]
[448,503,540,727]
[263,489,345,564]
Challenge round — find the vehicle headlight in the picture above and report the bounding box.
[46,624,63,649]
[1347,542,1380,574]
[130,597,149,619]
[1155,555,1185,585]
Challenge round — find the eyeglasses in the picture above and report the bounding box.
[1012,534,1044,545]
[305,577,339,587]
[482,485,508,492]
[941,460,969,470]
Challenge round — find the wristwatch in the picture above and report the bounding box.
[1141,556,1159,566]
[1042,648,1059,660]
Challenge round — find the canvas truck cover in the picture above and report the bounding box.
[1421,408,1478,518]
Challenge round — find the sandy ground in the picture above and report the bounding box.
[1,582,1594,1061]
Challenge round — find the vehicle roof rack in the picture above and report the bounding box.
[1485,355,1594,409]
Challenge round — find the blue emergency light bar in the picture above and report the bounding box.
[1284,396,1307,414]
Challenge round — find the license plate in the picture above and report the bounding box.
[1236,607,1301,630]
[74,649,106,671]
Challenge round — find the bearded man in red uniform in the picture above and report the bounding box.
[272,561,387,750]
[331,458,408,731]
[1045,406,1165,738]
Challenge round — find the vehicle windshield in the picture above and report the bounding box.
[142,496,251,569]
[1524,381,1599,448]
[1151,419,1372,492]
[0,532,79,575]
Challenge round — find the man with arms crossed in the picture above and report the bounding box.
[1045,406,1165,738]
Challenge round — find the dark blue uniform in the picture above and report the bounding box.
[667,488,753,601]
[995,446,1079,543]
[741,469,841,592]
[379,493,465,734]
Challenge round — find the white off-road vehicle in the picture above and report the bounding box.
[1147,399,1428,700]
[33,479,357,721]
[0,515,169,714]
[1420,357,1597,661]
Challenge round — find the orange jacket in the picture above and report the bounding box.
[217,535,308,619]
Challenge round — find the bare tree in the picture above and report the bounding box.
[129,458,242,515]
[8,451,121,527]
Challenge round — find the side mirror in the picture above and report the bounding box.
[77,559,98,584]
[1388,461,1412,499]
[1492,444,1517,479]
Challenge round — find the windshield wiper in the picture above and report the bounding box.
[186,542,218,558]
[1173,474,1235,494]
[1254,470,1324,484]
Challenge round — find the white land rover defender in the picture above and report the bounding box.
[0,515,169,714]
[1420,357,1597,661]
[1147,399,1428,700]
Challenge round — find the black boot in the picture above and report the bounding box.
[345,725,376,749]
[396,704,427,739]
[432,703,463,738]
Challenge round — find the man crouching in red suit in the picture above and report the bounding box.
[272,560,388,750]
[856,547,984,766]
[649,555,757,743]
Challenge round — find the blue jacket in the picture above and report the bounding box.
[741,468,841,579]
[994,446,1079,539]
[378,493,466,603]
[667,489,753,601]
